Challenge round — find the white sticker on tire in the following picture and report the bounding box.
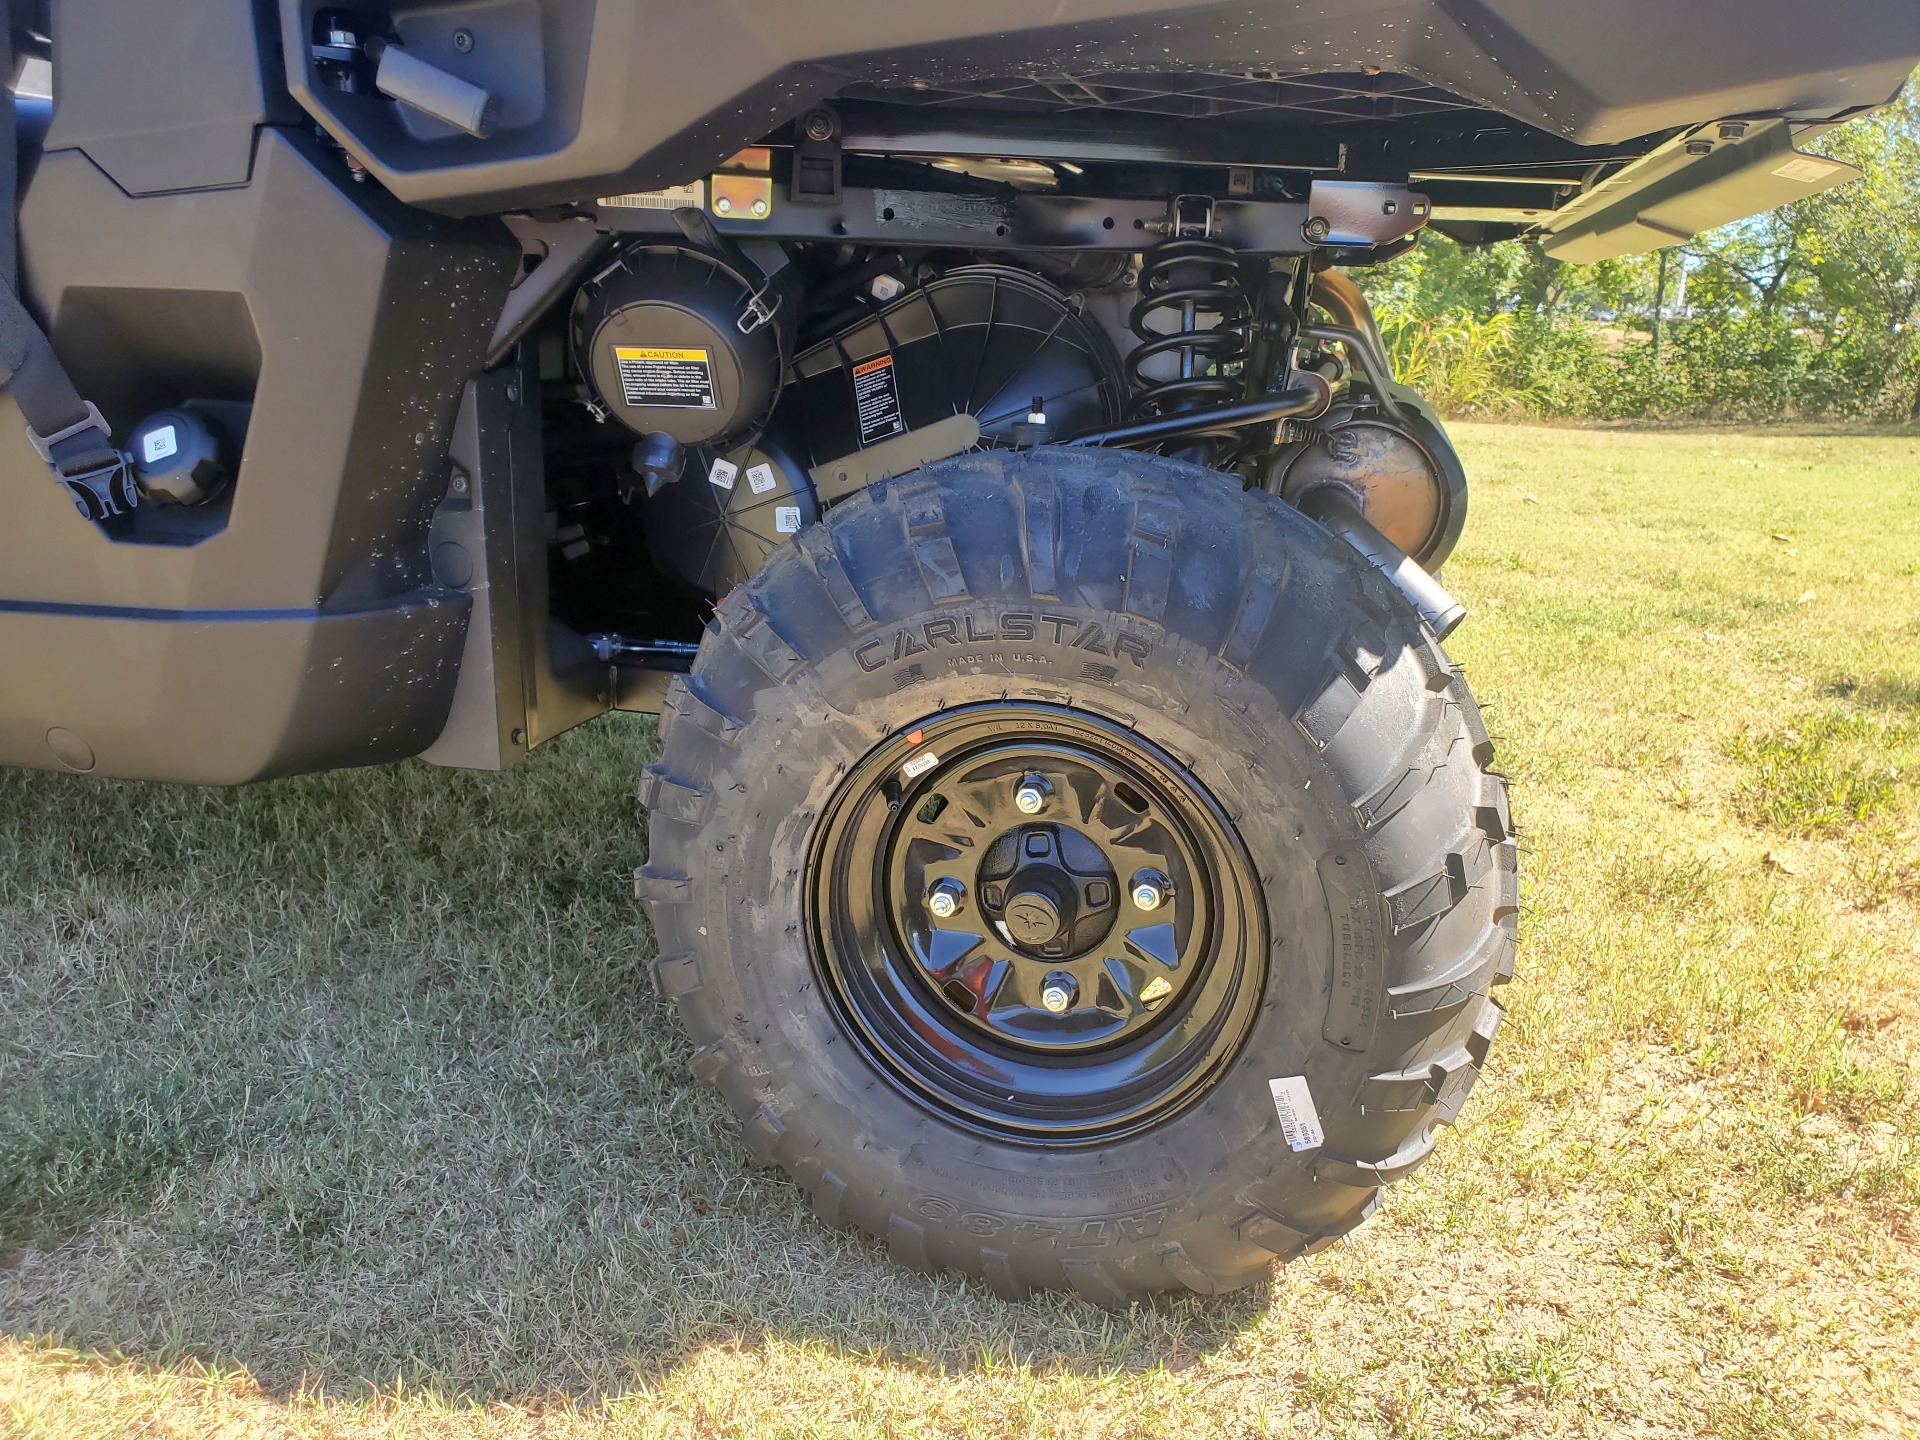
[901,750,940,779]
[746,463,779,495]
[774,505,802,534]
[1268,1076,1324,1151]
[709,458,738,490]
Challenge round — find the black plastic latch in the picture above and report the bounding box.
[791,108,844,206]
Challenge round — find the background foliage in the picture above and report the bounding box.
[1358,77,1920,422]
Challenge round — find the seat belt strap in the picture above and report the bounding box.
[0,0,134,520]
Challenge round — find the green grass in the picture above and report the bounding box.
[3,424,1919,1438]
[1728,713,1912,833]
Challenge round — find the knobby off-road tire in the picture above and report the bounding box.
[636,448,1515,1302]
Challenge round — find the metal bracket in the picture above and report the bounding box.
[1302,180,1432,248]
[1171,193,1214,238]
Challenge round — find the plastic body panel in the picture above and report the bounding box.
[0,126,519,783]
[278,0,1920,214]
[45,0,300,195]
[0,598,471,783]
[418,360,608,772]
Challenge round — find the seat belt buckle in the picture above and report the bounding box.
[26,401,139,520]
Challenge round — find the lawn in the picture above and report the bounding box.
[2,424,1917,1439]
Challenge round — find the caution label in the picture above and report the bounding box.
[613,347,715,409]
[853,353,905,446]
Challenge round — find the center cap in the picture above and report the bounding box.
[978,823,1119,959]
[1004,889,1064,947]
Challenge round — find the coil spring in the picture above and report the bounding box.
[1125,238,1252,418]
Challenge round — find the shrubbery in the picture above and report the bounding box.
[1357,74,1920,424]
[1379,310,1911,424]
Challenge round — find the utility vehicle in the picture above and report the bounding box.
[5,0,1916,1302]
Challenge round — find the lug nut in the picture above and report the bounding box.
[1131,870,1170,911]
[927,879,965,919]
[1040,972,1077,1014]
[1014,775,1051,814]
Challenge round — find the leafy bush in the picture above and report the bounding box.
[1376,307,1531,417]
[1351,73,1920,424]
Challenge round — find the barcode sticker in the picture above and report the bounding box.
[746,463,778,495]
[1268,1076,1324,1152]
[598,182,706,210]
[708,458,738,490]
[142,426,178,464]
[774,505,802,534]
[1771,156,1843,184]
[901,750,941,779]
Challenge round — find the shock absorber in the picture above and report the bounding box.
[1125,239,1253,418]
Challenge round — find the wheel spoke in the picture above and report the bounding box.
[1096,960,1135,1015]
[1123,921,1181,969]
[919,928,987,977]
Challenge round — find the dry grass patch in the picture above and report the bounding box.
[3,424,1918,1437]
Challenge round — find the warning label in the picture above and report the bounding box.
[853,353,905,446]
[613,347,715,409]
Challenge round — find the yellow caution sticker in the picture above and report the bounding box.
[613,347,715,409]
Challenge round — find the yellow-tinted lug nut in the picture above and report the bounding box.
[1131,871,1170,911]
[1014,775,1051,814]
[927,879,965,919]
[1040,972,1077,1014]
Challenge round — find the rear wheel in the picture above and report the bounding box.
[637,448,1515,1301]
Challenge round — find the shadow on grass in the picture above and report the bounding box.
[0,714,1268,1402]
[1826,672,1920,715]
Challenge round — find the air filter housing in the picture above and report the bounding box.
[788,266,1122,464]
[571,245,786,447]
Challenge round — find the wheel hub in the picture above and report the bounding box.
[808,702,1268,1141]
[979,824,1118,958]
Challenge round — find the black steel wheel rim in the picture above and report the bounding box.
[808,702,1267,1143]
